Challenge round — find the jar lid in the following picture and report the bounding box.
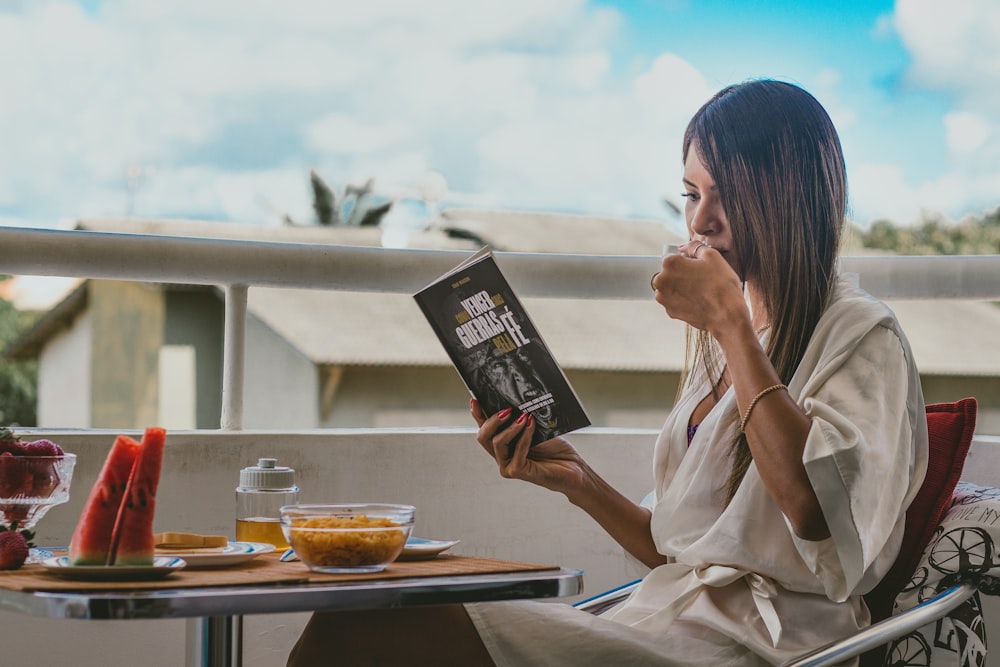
[239,457,296,490]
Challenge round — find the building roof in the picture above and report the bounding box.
[433,208,681,254]
[4,281,88,358]
[247,288,688,372]
[244,287,1000,376]
[887,299,1000,376]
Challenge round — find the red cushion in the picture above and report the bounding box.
[863,397,977,622]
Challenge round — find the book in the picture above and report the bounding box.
[414,247,591,445]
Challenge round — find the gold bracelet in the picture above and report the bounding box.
[739,383,787,433]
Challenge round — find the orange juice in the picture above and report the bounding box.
[236,517,289,549]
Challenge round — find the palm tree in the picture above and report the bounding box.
[308,171,393,227]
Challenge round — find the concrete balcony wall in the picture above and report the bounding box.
[3,428,655,666]
[3,428,1000,666]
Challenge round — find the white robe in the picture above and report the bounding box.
[467,280,928,666]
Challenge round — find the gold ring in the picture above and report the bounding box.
[693,242,706,258]
[650,272,658,291]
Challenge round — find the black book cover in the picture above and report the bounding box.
[414,248,591,445]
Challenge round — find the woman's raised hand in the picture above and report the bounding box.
[470,398,587,496]
[651,240,747,337]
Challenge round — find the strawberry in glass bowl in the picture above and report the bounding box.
[0,428,76,566]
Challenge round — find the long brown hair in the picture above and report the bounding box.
[680,80,847,502]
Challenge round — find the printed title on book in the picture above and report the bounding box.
[452,283,529,354]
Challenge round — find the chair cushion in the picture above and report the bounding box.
[889,481,995,666]
[864,398,977,623]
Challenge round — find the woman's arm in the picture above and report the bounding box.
[472,399,668,568]
[656,246,828,541]
[714,318,829,541]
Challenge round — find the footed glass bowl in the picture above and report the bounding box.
[0,453,77,530]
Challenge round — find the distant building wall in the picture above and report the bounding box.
[164,289,224,429]
[923,375,1000,434]
[37,309,92,428]
[316,366,679,431]
[568,369,679,429]
[242,313,320,429]
[89,280,164,429]
[27,283,1000,436]
[322,366,472,429]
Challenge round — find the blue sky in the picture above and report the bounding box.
[0,0,997,233]
[608,0,951,180]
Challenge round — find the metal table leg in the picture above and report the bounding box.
[186,615,243,667]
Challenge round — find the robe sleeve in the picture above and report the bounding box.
[786,323,926,602]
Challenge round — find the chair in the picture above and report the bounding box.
[575,398,983,667]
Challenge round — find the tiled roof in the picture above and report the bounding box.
[245,288,1000,376]
[886,299,1000,376]
[246,288,687,372]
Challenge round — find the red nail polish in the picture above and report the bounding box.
[497,408,512,419]
[515,413,526,424]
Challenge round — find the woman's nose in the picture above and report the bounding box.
[688,201,722,238]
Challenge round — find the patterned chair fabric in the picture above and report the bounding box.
[887,481,1000,667]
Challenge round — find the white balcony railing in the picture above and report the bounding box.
[4,225,1000,429]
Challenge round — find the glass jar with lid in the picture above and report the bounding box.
[236,457,299,548]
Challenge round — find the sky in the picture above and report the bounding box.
[0,0,998,235]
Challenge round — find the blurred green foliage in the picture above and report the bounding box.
[309,170,392,227]
[858,207,1000,255]
[0,276,38,426]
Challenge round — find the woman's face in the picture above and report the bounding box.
[682,145,737,273]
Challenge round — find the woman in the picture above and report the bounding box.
[288,79,928,666]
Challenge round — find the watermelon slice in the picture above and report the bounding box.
[107,427,166,566]
[68,434,142,565]
[68,427,166,566]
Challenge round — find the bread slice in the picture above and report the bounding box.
[154,531,229,548]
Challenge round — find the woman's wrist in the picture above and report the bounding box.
[710,307,758,352]
[561,461,606,508]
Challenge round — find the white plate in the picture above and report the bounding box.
[26,547,54,564]
[41,556,186,581]
[397,537,460,561]
[156,541,275,568]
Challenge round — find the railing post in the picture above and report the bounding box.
[221,284,248,430]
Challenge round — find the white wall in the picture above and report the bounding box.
[242,315,320,429]
[159,345,197,429]
[3,429,999,666]
[37,309,91,428]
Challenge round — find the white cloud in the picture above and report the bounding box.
[0,0,653,226]
[847,0,1000,223]
[850,163,922,224]
[895,0,1000,108]
[0,0,710,226]
[945,111,992,155]
[305,115,414,156]
[810,68,857,130]
[1,0,995,231]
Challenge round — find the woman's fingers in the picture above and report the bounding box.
[473,405,516,454]
[678,239,710,258]
[495,414,535,478]
[470,400,542,481]
[487,411,525,462]
[470,398,486,426]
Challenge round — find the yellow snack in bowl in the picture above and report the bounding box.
[287,515,407,567]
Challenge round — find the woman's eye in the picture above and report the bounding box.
[681,192,699,202]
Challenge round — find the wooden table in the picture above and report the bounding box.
[0,553,584,667]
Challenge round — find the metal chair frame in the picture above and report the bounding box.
[574,578,981,667]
